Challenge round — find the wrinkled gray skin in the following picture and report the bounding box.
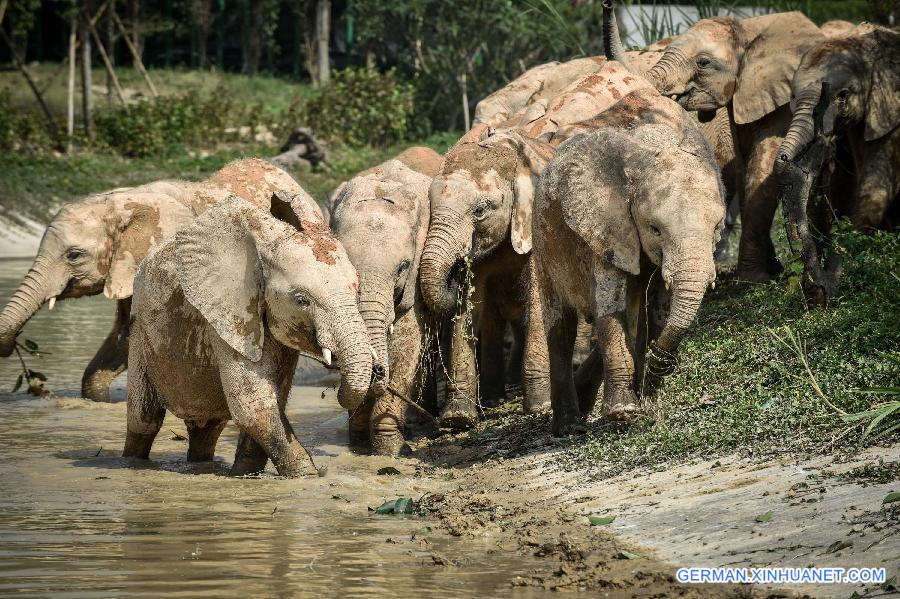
[608,4,824,282]
[0,158,303,401]
[125,193,374,477]
[775,24,899,307]
[329,147,441,455]
[419,127,554,428]
[533,116,725,435]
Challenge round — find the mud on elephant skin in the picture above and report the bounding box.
[604,1,825,283]
[125,192,375,477]
[329,147,441,455]
[0,158,309,401]
[775,24,900,307]
[533,108,725,435]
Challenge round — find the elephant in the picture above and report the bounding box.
[532,100,725,434]
[329,146,442,455]
[605,1,826,282]
[125,192,375,477]
[775,24,899,307]
[0,158,306,401]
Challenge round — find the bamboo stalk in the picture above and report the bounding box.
[111,9,157,97]
[87,16,128,107]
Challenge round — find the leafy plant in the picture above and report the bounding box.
[298,68,414,148]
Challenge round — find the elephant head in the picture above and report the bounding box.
[608,5,823,125]
[0,185,194,357]
[330,154,435,392]
[420,126,552,314]
[554,122,725,356]
[778,25,899,164]
[175,192,374,411]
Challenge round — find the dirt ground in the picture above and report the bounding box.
[409,408,900,598]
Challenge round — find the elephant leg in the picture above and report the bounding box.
[736,131,783,282]
[186,418,227,462]
[852,155,893,232]
[522,261,551,413]
[123,344,164,459]
[348,398,375,450]
[546,303,581,436]
[596,312,639,420]
[370,306,424,456]
[216,340,313,478]
[440,300,480,430]
[82,297,131,402]
[231,431,270,476]
[506,319,526,390]
[574,346,603,418]
[478,300,507,409]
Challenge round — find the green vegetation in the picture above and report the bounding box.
[560,224,899,477]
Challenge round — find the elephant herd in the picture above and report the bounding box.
[0,3,896,475]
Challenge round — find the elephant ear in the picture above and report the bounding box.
[104,192,193,299]
[559,133,641,275]
[864,30,900,141]
[502,132,554,255]
[733,13,824,125]
[175,195,265,362]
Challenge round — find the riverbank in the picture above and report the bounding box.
[413,408,899,597]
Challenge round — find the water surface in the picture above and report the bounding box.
[0,258,545,597]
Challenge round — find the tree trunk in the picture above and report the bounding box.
[129,0,142,65]
[80,12,93,138]
[106,0,116,104]
[315,0,330,85]
[460,72,470,131]
[67,10,76,149]
[193,0,212,68]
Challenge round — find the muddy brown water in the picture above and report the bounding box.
[0,258,546,597]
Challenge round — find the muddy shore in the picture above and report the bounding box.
[410,407,900,598]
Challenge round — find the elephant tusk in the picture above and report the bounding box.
[388,323,394,336]
[322,348,332,366]
[370,347,378,360]
[710,281,716,290]
[48,297,56,311]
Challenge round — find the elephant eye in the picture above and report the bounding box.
[397,259,410,276]
[472,200,491,220]
[66,248,86,262]
[293,292,312,307]
[836,88,850,101]
[649,225,662,237]
[696,56,712,69]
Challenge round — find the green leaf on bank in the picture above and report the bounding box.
[377,466,401,476]
[23,339,38,351]
[12,374,23,393]
[372,497,414,515]
[755,511,774,523]
[883,491,900,505]
[588,515,616,526]
[618,550,642,560]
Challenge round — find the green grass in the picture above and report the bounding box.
[0,64,308,123]
[0,131,462,230]
[559,225,899,478]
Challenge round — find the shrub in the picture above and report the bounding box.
[0,93,55,152]
[300,68,414,148]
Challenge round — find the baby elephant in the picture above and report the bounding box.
[125,192,374,477]
[533,120,725,434]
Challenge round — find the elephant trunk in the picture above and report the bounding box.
[329,298,376,412]
[602,1,633,72]
[0,255,64,357]
[420,206,472,315]
[357,273,394,395]
[777,84,824,166]
[644,49,689,93]
[656,249,715,355]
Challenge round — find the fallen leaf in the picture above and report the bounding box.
[618,550,642,560]
[755,511,774,523]
[883,492,900,505]
[825,540,852,554]
[588,515,616,526]
[377,466,401,476]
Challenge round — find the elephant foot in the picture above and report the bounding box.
[440,392,479,431]
[521,395,550,415]
[736,257,782,284]
[371,431,412,457]
[348,424,371,452]
[551,410,586,437]
[231,432,269,476]
[602,387,641,422]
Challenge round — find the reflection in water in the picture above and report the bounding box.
[0,259,544,597]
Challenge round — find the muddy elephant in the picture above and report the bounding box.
[775,24,899,306]
[606,2,825,282]
[532,98,725,434]
[0,159,306,401]
[125,193,374,477]
[329,147,442,455]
